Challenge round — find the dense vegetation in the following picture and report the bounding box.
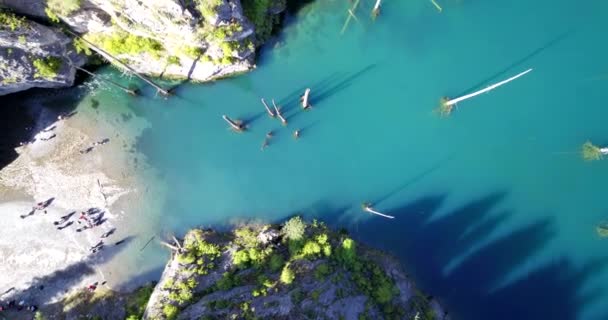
[33,57,63,79]
[146,218,438,320]
[86,31,165,59]
[242,0,283,42]
[0,9,26,31]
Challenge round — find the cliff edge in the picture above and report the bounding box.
[0,0,286,95]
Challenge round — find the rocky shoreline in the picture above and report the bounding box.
[2,219,449,320]
[0,0,287,96]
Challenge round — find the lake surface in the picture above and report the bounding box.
[79,0,608,318]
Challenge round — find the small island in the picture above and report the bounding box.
[22,217,448,320]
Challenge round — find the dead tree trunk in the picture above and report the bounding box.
[222,115,244,131]
[441,68,533,115]
[272,99,288,125]
[261,98,275,117]
[430,0,443,12]
[75,65,138,95]
[340,0,361,34]
[362,203,395,219]
[300,88,312,109]
[65,30,170,96]
[372,0,381,17]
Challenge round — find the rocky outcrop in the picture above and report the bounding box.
[0,0,286,96]
[143,220,449,320]
[0,10,86,96]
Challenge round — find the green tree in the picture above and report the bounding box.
[280,264,295,285]
[282,216,306,241]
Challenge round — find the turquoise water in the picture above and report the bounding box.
[88,0,608,318]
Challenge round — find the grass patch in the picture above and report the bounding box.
[125,284,155,319]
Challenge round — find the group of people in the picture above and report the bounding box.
[0,300,38,313]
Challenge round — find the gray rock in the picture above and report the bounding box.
[0,17,86,96]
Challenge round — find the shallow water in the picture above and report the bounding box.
[80,0,608,318]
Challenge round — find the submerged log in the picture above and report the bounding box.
[261,98,276,117]
[222,115,245,131]
[440,68,533,115]
[362,202,395,219]
[65,30,170,96]
[340,0,361,34]
[300,88,312,109]
[430,0,443,12]
[272,99,288,125]
[75,65,138,95]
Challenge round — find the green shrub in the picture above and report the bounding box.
[166,55,180,66]
[282,216,306,241]
[73,38,92,55]
[337,238,356,266]
[314,263,331,280]
[268,253,284,272]
[301,240,321,258]
[33,57,62,79]
[280,264,295,285]
[242,0,279,42]
[181,46,203,59]
[87,31,164,59]
[18,35,26,44]
[47,0,82,15]
[177,230,222,275]
[126,284,155,318]
[163,304,179,320]
[215,271,241,291]
[34,311,45,320]
[0,10,26,31]
[311,289,321,301]
[44,8,60,23]
[233,249,250,267]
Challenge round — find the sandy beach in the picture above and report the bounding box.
[0,90,166,311]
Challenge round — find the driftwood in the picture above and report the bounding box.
[261,98,275,117]
[441,68,533,115]
[65,30,170,96]
[75,65,138,95]
[300,88,312,109]
[272,99,288,125]
[362,203,395,219]
[222,115,244,131]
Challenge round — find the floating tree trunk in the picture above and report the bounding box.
[272,99,288,125]
[301,88,312,109]
[222,115,244,131]
[430,0,443,12]
[582,141,608,161]
[75,65,138,95]
[362,202,395,219]
[340,0,361,34]
[65,30,170,96]
[261,98,275,117]
[439,68,533,116]
[372,0,381,18]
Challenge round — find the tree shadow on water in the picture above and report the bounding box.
[319,191,607,320]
